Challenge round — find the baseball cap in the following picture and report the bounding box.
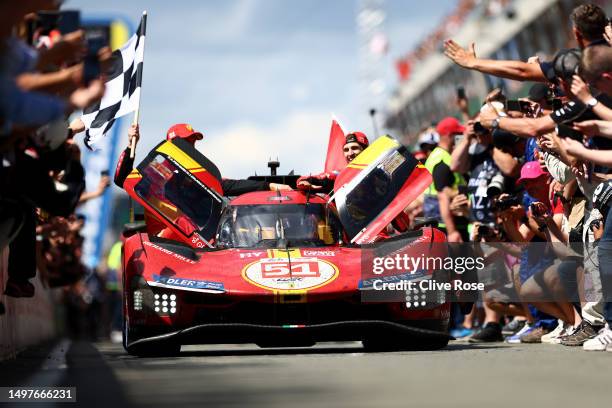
[516,161,548,185]
[345,131,369,148]
[542,48,582,83]
[527,83,549,103]
[418,130,440,146]
[166,123,204,141]
[436,117,465,136]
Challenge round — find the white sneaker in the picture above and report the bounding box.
[506,322,533,344]
[583,325,612,351]
[541,320,565,344]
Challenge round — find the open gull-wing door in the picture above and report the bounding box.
[122,138,225,248]
[332,135,432,244]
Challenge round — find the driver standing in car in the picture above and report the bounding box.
[296,131,411,235]
[114,123,291,238]
[114,123,291,194]
[296,131,369,192]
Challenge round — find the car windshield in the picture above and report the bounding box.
[216,203,343,248]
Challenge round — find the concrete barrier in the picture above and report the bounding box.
[0,247,57,360]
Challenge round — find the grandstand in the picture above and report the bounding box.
[384,0,610,143]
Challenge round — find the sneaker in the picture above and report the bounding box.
[506,323,533,344]
[521,326,549,343]
[549,323,576,344]
[450,326,475,339]
[560,320,603,347]
[583,325,612,351]
[4,279,34,298]
[541,320,564,344]
[469,322,503,343]
[502,318,526,335]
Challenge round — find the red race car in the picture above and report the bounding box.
[121,136,452,356]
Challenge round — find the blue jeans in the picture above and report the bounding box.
[597,209,612,325]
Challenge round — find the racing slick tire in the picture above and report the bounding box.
[362,336,449,352]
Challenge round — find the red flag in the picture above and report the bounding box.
[396,58,411,81]
[323,118,346,174]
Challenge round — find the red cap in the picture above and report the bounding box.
[345,131,369,147]
[436,117,465,136]
[166,123,204,141]
[516,161,549,185]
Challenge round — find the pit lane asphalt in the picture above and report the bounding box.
[2,340,611,408]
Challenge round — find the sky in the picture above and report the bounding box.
[70,0,456,178]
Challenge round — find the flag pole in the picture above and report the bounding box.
[129,10,147,159]
[129,11,147,224]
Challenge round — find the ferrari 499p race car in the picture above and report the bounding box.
[120,134,456,356]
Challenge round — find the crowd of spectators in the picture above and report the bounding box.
[0,1,116,339]
[405,3,612,350]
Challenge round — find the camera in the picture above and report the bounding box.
[477,224,496,239]
[473,122,488,134]
[491,195,520,212]
[529,202,548,217]
[486,173,505,198]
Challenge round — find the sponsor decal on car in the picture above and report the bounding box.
[148,274,225,293]
[143,241,197,264]
[302,250,336,257]
[241,257,339,292]
[239,251,265,259]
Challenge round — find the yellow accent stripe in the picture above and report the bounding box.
[267,249,302,259]
[349,135,399,167]
[157,142,206,172]
[276,291,308,304]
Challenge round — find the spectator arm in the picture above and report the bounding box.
[498,116,555,138]
[591,102,612,121]
[492,148,520,177]
[469,59,546,82]
[450,135,471,173]
[15,68,77,95]
[437,188,457,234]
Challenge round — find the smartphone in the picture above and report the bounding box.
[100,170,110,177]
[36,11,60,34]
[458,185,469,196]
[457,87,466,100]
[556,123,583,142]
[505,100,522,112]
[83,33,106,85]
[58,10,81,34]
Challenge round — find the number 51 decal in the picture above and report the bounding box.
[261,261,320,278]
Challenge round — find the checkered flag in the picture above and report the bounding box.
[81,12,147,149]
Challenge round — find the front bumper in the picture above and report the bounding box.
[126,319,450,351]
